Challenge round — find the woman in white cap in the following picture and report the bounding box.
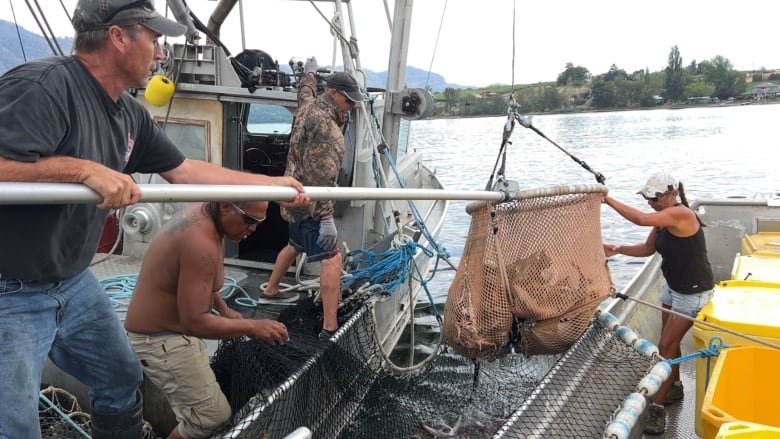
[602,171,714,435]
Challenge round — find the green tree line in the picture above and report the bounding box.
[433,47,780,117]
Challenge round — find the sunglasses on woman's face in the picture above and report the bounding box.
[645,192,668,203]
[231,203,265,225]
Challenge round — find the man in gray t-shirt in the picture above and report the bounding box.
[0,1,306,438]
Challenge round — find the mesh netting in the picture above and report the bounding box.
[443,185,612,358]
[38,386,159,439]
[211,305,654,439]
[212,300,383,439]
[39,386,91,439]
[495,323,655,438]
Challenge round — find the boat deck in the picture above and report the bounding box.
[51,254,707,439]
[87,253,329,350]
[655,340,699,439]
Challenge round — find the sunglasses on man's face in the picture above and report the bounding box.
[231,203,266,225]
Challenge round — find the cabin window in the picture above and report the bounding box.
[247,104,293,135]
[154,117,210,161]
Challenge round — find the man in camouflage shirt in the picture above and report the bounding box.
[261,58,364,339]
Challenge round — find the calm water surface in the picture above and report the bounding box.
[408,104,780,298]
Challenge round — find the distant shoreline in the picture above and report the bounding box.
[431,99,780,120]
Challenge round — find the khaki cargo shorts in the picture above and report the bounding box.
[127,332,231,438]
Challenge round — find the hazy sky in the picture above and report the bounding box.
[4,0,780,87]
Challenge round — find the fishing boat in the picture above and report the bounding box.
[8,0,463,437]
[12,2,780,438]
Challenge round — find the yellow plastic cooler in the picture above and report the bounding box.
[741,232,780,257]
[693,280,780,437]
[716,421,780,439]
[702,347,780,438]
[730,254,780,283]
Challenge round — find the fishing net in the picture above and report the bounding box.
[39,386,91,439]
[211,300,384,439]
[443,184,612,358]
[209,300,655,439]
[38,385,158,439]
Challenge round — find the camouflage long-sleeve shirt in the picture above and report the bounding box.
[280,72,348,223]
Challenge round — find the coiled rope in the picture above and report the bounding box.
[99,274,259,318]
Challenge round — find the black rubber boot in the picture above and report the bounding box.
[90,391,144,439]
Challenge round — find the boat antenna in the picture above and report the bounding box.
[424,0,448,90]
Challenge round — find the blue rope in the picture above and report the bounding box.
[362,145,450,318]
[341,241,442,321]
[99,275,261,319]
[663,335,728,366]
[663,336,729,389]
[100,274,137,318]
[343,242,425,292]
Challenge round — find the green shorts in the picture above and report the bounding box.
[127,332,231,438]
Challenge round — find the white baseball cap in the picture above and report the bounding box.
[637,172,679,199]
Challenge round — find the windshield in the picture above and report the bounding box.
[247,104,293,135]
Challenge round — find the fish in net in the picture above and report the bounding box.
[443,185,613,358]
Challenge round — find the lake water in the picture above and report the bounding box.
[408,104,780,299]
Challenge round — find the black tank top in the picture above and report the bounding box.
[654,225,715,294]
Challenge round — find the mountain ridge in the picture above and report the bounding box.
[0,19,469,92]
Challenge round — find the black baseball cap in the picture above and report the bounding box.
[326,72,364,103]
[72,0,186,37]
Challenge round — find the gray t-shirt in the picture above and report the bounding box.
[0,56,185,281]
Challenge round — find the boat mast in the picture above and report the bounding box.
[382,0,413,161]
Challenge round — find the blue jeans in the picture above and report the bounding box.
[660,283,714,317]
[288,218,338,263]
[0,269,143,438]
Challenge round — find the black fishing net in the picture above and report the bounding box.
[211,296,382,439]
[495,324,655,438]
[210,296,655,439]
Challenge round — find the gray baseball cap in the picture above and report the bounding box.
[326,72,364,102]
[72,0,187,37]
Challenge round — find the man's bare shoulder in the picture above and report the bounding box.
[163,206,207,236]
[147,205,218,256]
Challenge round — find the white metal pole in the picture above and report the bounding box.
[0,183,506,204]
